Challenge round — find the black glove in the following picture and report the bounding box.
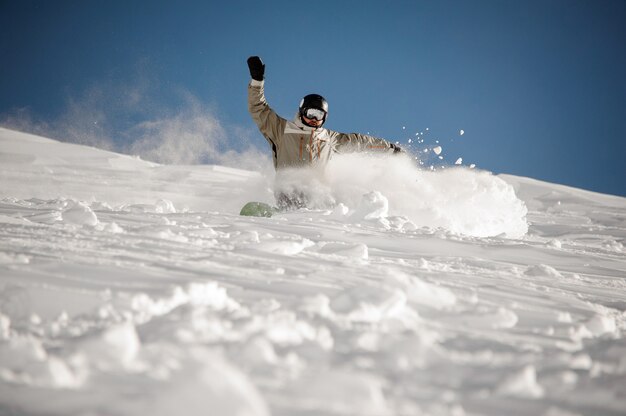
[247,56,265,81]
[390,143,402,154]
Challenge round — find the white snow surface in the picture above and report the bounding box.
[1,127,625,416]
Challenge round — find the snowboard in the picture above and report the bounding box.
[239,201,276,217]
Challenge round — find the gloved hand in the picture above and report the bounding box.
[390,143,402,154]
[247,56,265,81]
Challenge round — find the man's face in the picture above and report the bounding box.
[302,115,324,128]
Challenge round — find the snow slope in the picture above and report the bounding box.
[0,127,625,416]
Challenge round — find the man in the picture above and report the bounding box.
[247,56,400,209]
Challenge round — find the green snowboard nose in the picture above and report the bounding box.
[240,201,276,217]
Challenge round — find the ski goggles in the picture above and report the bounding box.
[303,108,326,121]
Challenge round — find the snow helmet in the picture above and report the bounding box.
[299,94,328,125]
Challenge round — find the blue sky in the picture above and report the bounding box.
[1,0,625,196]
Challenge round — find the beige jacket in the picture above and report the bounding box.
[248,80,394,170]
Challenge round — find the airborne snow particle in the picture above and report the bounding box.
[433,146,442,155]
[455,158,463,165]
[460,130,465,136]
[470,164,476,169]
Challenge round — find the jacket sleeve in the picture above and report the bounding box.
[332,131,394,153]
[248,80,286,147]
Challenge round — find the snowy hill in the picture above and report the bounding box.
[0,126,625,416]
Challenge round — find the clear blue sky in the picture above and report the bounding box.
[1,0,625,196]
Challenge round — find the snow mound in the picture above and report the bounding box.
[497,365,544,398]
[0,334,79,388]
[129,282,240,322]
[330,286,413,325]
[584,314,617,337]
[391,273,457,310]
[525,264,563,278]
[61,201,99,226]
[74,321,140,370]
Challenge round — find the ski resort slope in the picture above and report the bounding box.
[0,127,625,416]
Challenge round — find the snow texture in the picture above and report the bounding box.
[1,127,625,416]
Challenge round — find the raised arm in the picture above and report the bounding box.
[247,56,286,146]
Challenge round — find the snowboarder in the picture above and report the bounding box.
[247,56,401,210]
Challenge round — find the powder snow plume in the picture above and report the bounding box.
[276,153,528,238]
[0,74,268,170]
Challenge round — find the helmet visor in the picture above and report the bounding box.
[303,108,326,121]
